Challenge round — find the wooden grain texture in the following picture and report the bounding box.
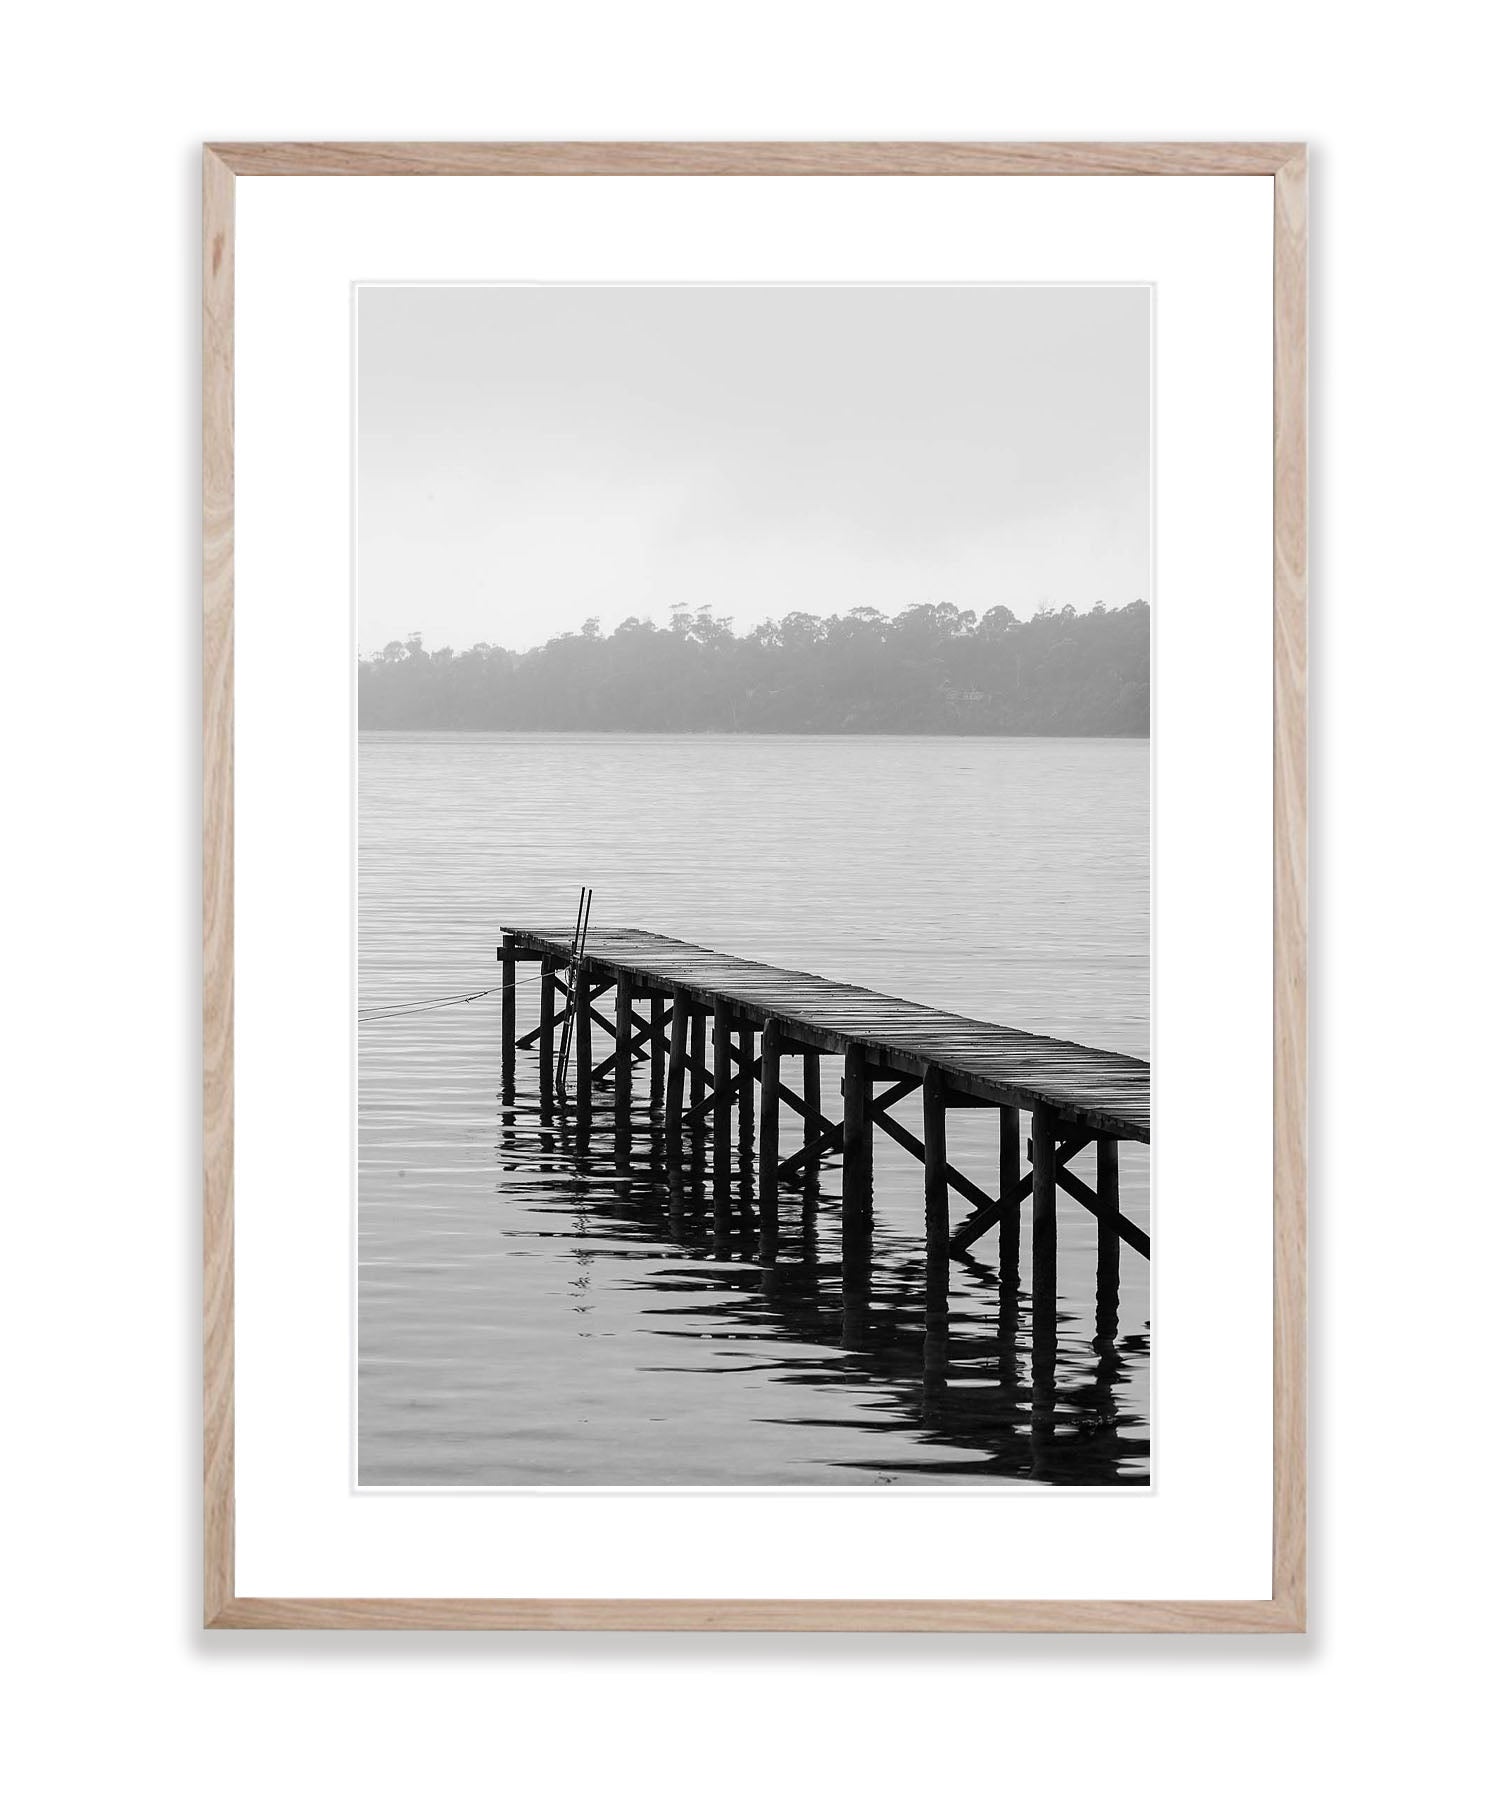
[207,140,1299,178]
[202,146,235,1628]
[202,140,1308,1633]
[210,1595,1301,1631]
[1271,147,1309,1634]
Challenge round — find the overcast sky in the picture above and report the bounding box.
[356,284,1149,654]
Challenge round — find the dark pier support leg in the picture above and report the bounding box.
[1090,1136,1123,1426]
[500,933,516,1093]
[575,976,592,1126]
[801,1050,821,1283]
[614,972,633,1150]
[737,1027,754,1151]
[758,1019,782,1276]
[664,988,688,1156]
[1095,1135,1121,1348]
[712,1001,733,1244]
[650,996,666,1108]
[1094,1137,1116,1324]
[712,1000,733,1192]
[996,1101,1022,1378]
[802,1052,821,1183]
[998,1103,1021,1289]
[843,1045,873,1232]
[687,1004,707,1196]
[1030,1101,1059,1469]
[539,962,557,1103]
[841,1044,873,1347]
[922,1069,950,1396]
[690,1008,706,1113]
[1030,1101,1058,1297]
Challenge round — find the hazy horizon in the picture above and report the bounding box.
[357,284,1150,655]
[363,594,1146,659]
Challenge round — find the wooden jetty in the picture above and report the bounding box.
[497,924,1149,1371]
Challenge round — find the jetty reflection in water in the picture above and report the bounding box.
[472,1071,1147,1486]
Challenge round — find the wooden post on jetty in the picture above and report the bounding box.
[737,1026,754,1149]
[922,1068,950,1380]
[802,1052,821,1184]
[758,1018,781,1268]
[1031,1101,1059,1303]
[650,996,666,1107]
[614,971,633,1131]
[574,975,592,1124]
[500,933,517,1090]
[1091,1136,1123,1419]
[1030,1101,1059,1461]
[689,1008,706,1113]
[1095,1135,1120,1342]
[712,999,732,1188]
[996,1099,1021,1364]
[801,1048,822,1288]
[841,1044,872,1347]
[664,987,688,1151]
[998,1103,1021,1288]
[539,960,557,1100]
[843,1046,872,1231]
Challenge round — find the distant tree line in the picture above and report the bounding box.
[358,600,1149,734]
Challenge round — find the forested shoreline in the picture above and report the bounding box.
[358,600,1149,735]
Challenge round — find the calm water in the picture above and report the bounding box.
[358,732,1150,1485]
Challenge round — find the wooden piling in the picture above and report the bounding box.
[843,1044,873,1233]
[1031,1100,1058,1336]
[500,933,517,1088]
[999,1102,1020,1191]
[575,972,592,1122]
[1092,1136,1123,1409]
[690,1008,706,1112]
[1096,1134,1120,1325]
[650,996,666,1105]
[614,971,633,1128]
[1028,1103,1059,1466]
[1032,1101,1058,1267]
[802,1051,821,1183]
[999,1102,1021,1286]
[713,999,733,1187]
[737,1026,754,1149]
[840,1044,872,1348]
[539,962,557,1098]
[923,1068,950,1375]
[759,1018,781,1267]
[664,987,688,1150]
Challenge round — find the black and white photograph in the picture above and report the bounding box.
[21,0,1500,1755]
[356,283,1152,1488]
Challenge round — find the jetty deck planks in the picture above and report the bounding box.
[503,924,1149,1144]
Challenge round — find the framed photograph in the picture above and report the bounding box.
[204,141,1306,1630]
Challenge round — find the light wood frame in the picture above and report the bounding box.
[203,141,1307,1631]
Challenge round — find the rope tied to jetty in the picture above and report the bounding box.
[362,886,596,1026]
[359,968,549,1023]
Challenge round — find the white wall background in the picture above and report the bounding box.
[2,4,1494,1795]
